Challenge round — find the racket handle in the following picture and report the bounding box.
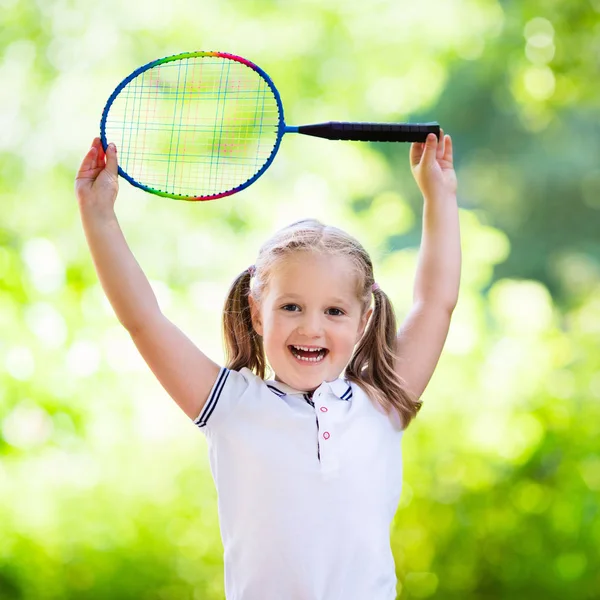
[295,121,440,142]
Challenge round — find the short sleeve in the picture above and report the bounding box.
[193,366,252,432]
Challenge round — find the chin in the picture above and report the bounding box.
[293,367,342,389]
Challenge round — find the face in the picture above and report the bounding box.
[249,253,372,391]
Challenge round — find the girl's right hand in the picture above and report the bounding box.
[75,137,119,214]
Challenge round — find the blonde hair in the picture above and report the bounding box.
[222,219,422,429]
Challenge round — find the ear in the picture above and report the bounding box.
[248,294,264,336]
[356,307,373,341]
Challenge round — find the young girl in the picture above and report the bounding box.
[75,132,460,600]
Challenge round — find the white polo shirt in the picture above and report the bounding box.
[194,367,405,600]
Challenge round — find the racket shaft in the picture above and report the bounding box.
[296,121,439,142]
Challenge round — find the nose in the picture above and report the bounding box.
[297,310,324,338]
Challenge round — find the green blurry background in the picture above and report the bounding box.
[1,0,599,598]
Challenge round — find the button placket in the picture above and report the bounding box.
[305,391,323,461]
[314,392,324,461]
[315,392,337,473]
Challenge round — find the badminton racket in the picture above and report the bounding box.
[100,51,440,201]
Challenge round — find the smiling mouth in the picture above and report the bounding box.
[289,345,329,363]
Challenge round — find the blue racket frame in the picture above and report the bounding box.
[100,51,289,201]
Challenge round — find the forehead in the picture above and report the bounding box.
[266,252,361,299]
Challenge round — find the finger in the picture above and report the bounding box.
[105,142,119,177]
[410,142,425,167]
[90,145,98,170]
[443,135,453,165]
[88,137,106,166]
[77,145,99,175]
[421,133,438,166]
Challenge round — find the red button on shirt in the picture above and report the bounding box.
[320,407,328,412]
[323,432,330,440]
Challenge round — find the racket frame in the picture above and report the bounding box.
[100,51,286,201]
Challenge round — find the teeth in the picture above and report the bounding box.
[294,353,325,362]
[293,346,323,352]
[290,346,326,363]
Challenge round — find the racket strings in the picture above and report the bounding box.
[104,57,280,197]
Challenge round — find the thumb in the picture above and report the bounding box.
[421,133,438,166]
[105,143,119,177]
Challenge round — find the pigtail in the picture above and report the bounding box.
[222,270,266,379]
[346,287,422,429]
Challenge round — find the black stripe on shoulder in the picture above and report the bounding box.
[194,368,230,428]
[266,384,286,397]
[340,385,352,401]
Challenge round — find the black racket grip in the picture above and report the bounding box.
[296,121,440,142]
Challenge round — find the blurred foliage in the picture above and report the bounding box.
[1,0,599,598]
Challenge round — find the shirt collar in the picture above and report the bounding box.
[266,377,353,401]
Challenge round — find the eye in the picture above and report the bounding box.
[326,307,345,316]
[282,304,301,312]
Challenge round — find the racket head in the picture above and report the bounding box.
[100,51,285,201]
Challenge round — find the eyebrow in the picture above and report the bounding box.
[273,294,353,306]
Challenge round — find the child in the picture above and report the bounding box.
[75,132,460,600]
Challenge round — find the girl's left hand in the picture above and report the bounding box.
[410,129,457,200]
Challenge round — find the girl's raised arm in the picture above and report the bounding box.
[75,138,220,420]
[394,131,461,400]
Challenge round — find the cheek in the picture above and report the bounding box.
[263,312,288,340]
[330,324,359,349]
